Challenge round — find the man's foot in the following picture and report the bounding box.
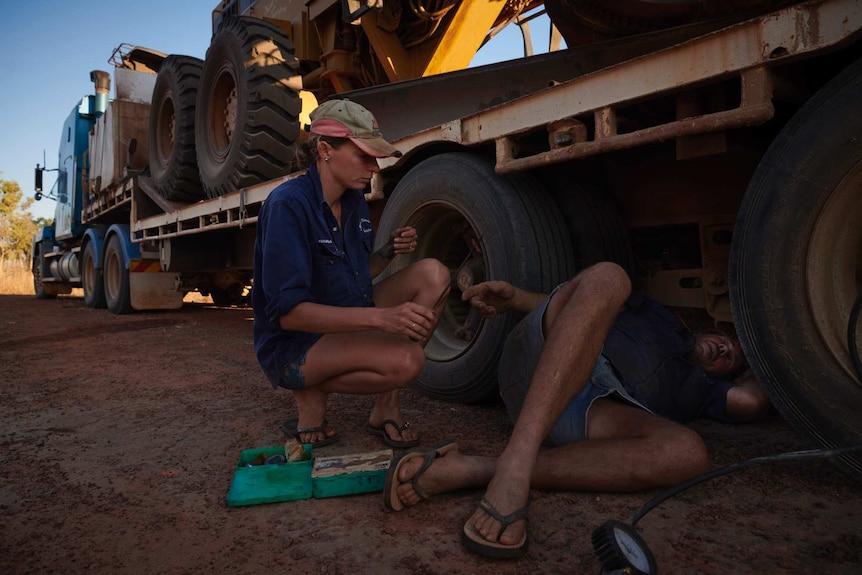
[384,440,459,511]
[462,497,530,559]
[462,458,532,558]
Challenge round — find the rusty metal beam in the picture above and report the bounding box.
[379,0,862,171]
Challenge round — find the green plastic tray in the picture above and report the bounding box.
[226,444,313,507]
[312,469,387,498]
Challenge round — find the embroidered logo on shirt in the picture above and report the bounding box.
[359,218,373,234]
[317,239,334,245]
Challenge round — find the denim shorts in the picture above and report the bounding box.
[279,348,309,390]
[498,288,651,446]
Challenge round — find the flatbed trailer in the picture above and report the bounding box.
[32,0,862,479]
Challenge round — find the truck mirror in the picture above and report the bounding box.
[35,164,43,192]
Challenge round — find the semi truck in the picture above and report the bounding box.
[32,0,861,477]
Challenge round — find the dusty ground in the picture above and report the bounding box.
[0,293,860,575]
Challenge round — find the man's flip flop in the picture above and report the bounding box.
[383,439,458,511]
[461,497,530,559]
[281,417,340,447]
[367,419,420,448]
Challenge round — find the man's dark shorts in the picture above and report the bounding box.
[498,286,651,446]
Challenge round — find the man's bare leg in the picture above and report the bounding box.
[467,262,631,547]
[393,400,709,506]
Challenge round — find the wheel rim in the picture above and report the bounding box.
[806,156,862,382]
[83,248,96,295]
[210,63,237,162]
[407,202,486,363]
[156,94,176,167]
[105,245,121,302]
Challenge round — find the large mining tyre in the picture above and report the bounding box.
[148,55,205,202]
[729,56,862,479]
[377,153,575,404]
[195,16,301,198]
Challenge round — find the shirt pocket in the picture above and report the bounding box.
[361,234,374,256]
[310,242,348,304]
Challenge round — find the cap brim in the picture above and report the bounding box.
[351,136,403,159]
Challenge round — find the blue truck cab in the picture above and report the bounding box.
[31,71,136,307]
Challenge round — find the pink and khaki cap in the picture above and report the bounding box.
[309,99,402,158]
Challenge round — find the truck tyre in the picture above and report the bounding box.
[729,56,862,479]
[82,241,106,309]
[33,250,56,300]
[149,55,205,202]
[196,17,301,198]
[378,153,575,403]
[104,235,132,315]
[555,182,635,277]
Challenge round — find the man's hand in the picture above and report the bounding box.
[726,372,774,422]
[461,281,518,318]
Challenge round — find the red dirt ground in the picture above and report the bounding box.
[1,293,860,574]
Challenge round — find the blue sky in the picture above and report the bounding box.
[0,1,557,221]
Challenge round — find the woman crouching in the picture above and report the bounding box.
[252,99,450,449]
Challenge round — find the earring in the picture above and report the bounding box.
[324,156,331,163]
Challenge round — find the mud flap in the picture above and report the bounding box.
[130,271,184,310]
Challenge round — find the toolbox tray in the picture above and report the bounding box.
[227,445,391,507]
[227,444,314,507]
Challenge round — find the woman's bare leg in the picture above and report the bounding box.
[293,258,449,444]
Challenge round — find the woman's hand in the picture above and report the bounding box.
[378,301,436,344]
[391,226,418,257]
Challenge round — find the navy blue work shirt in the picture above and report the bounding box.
[602,292,734,423]
[252,164,376,388]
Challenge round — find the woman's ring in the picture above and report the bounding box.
[412,323,417,329]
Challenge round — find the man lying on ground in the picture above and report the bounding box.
[383,262,772,559]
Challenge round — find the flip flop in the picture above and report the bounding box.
[461,496,530,559]
[281,417,340,447]
[383,439,458,511]
[367,419,420,448]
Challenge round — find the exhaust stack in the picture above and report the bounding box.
[90,70,111,117]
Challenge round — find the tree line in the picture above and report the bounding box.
[1,176,48,261]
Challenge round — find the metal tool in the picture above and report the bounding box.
[433,234,483,309]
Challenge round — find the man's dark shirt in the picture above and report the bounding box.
[601,292,734,423]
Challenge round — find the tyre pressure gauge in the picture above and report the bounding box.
[591,520,657,575]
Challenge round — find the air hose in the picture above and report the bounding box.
[592,443,862,575]
[627,443,862,527]
[593,290,862,574]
